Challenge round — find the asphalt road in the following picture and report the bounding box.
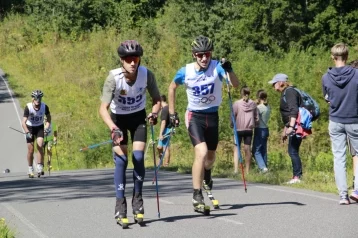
[0,70,357,238]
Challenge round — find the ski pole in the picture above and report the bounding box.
[8,126,25,134]
[225,71,248,193]
[150,124,160,218]
[55,144,60,170]
[79,140,113,151]
[151,131,173,184]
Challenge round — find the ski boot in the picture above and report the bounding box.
[28,167,34,178]
[37,164,44,177]
[132,192,145,225]
[115,198,129,229]
[203,179,219,209]
[192,189,210,216]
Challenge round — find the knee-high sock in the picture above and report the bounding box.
[132,150,145,193]
[114,153,128,198]
[204,168,211,184]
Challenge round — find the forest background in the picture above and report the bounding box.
[1,0,358,193]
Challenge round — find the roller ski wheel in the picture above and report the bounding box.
[203,180,220,209]
[28,173,34,178]
[133,213,144,224]
[37,172,42,178]
[116,217,129,229]
[194,204,210,216]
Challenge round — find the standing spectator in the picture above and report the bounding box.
[232,86,259,174]
[269,73,303,184]
[157,95,171,167]
[43,117,58,171]
[252,90,271,172]
[322,43,358,205]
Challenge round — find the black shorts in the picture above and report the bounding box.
[26,125,44,143]
[236,130,253,146]
[187,111,219,150]
[110,109,147,146]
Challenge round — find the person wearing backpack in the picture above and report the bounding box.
[269,73,303,184]
[322,43,358,205]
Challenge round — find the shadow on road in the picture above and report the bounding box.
[0,169,240,203]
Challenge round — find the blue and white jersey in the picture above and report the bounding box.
[110,66,147,114]
[173,60,226,112]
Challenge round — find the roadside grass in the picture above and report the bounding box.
[0,218,16,238]
[1,22,356,197]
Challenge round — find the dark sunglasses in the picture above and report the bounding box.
[123,56,140,64]
[195,52,211,59]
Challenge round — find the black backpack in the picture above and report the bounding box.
[284,87,320,121]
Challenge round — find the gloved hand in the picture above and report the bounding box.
[169,112,180,127]
[221,58,233,73]
[111,127,123,145]
[26,132,32,140]
[44,127,51,136]
[147,112,158,125]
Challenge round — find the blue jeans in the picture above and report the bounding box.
[252,128,269,170]
[288,135,302,177]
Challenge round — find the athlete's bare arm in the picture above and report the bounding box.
[168,81,180,115]
[21,117,29,134]
[99,102,117,130]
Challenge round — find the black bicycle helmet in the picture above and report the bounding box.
[117,40,143,57]
[191,35,213,53]
[31,90,44,98]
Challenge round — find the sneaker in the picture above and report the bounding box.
[261,168,269,173]
[203,179,213,191]
[349,190,358,203]
[132,192,144,215]
[192,189,204,206]
[287,176,301,184]
[339,196,350,205]
[115,197,127,219]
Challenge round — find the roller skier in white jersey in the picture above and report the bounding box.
[99,40,161,228]
[168,35,240,214]
[22,90,52,178]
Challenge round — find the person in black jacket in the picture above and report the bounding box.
[269,73,302,184]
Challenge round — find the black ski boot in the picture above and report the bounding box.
[115,198,129,229]
[203,179,219,209]
[132,192,145,225]
[192,189,210,215]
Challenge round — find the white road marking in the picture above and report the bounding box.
[0,75,23,127]
[3,203,49,238]
[217,217,244,225]
[255,185,337,202]
[160,199,174,204]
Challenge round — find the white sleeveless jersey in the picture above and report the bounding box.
[110,66,147,114]
[185,60,222,111]
[26,102,46,127]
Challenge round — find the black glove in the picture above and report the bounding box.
[147,112,158,125]
[111,128,123,144]
[169,112,180,127]
[221,59,233,72]
[26,132,32,140]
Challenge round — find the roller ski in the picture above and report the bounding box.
[192,189,210,216]
[132,192,145,225]
[115,198,129,229]
[203,180,219,209]
[28,167,34,178]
